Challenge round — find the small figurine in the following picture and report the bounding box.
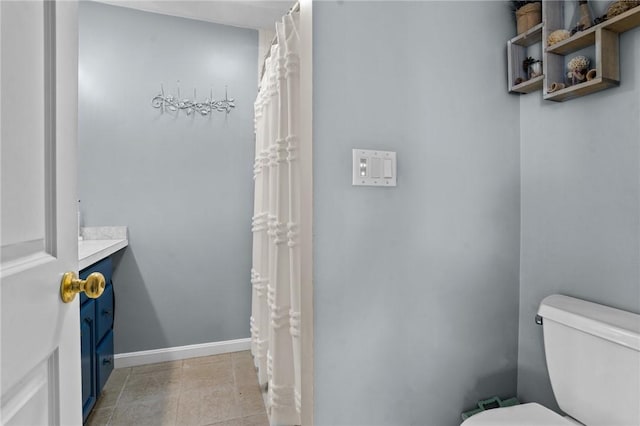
[567,55,590,85]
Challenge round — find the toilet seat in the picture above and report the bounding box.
[461,403,578,425]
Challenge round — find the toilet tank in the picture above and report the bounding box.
[538,295,640,426]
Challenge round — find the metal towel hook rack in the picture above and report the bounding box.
[151,81,235,116]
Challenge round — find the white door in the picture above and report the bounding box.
[1,1,81,425]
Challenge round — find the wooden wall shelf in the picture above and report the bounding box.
[541,1,639,102]
[601,4,640,33]
[546,6,640,55]
[507,23,544,94]
[543,77,619,101]
[514,23,544,47]
[544,25,620,102]
[512,75,544,94]
[507,2,639,102]
[546,28,596,55]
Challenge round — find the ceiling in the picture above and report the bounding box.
[95,0,294,30]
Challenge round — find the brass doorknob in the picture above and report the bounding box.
[60,271,106,303]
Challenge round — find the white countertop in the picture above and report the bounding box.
[78,226,128,270]
[79,239,128,270]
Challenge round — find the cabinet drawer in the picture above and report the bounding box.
[80,257,112,305]
[96,330,114,394]
[95,283,114,343]
[80,300,96,422]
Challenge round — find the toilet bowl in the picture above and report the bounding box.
[461,403,580,425]
[460,295,640,426]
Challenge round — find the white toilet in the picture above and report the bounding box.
[462,294,640,425]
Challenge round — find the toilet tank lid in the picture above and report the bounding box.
[538,295,640,352]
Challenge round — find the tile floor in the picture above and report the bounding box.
[86,351,268,426]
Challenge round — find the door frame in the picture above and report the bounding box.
[298,0,313,424]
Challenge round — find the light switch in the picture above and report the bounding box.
[352,149,397,187]
[359,158,367,177]
[383,158,393,178]
[370,158,382,178]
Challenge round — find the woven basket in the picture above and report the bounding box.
[516,2,542,35]
[606,0,640,19]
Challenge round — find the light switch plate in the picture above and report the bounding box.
[352,149,397,187]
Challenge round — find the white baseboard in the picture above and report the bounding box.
[114,338,251,369]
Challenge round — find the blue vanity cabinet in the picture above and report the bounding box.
[96,330,114,391]
[95,283,114,345]
[80,300,97,421]
[95,282,114,392]
[80,257,115,423]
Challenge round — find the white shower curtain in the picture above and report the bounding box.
[251,9,301,426]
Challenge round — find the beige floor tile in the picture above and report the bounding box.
[119,369,182,405]
[85,407,114,426]
[233,368,259,387]
[126,368,182,384]
[236,384,266,417]
[110,394,179,426]
[232,359,255,373]
[105,368,131,389]
[182,360,234,389]
[131,360,183,375]
[204,419,243,426]
[93,367,130,410]
[88,353,268,426]
[231,352,254,367]
[94,386,122,410]
[205,413,270,426]
[176,385,242,426]
[239,413,270,426]
[230,351,253,363]
[232,356,258,387]
[183,353,231,368]
[181,376,234,393]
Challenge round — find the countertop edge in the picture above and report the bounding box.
[79,239,129,270]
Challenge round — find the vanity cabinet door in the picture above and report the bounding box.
[96,283,114,343]
[80,300,97,422]
[79,257,115,420]
[96,331,114,393]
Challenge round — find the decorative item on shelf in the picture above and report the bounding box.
[606,0,640,19]
[547,82,566,93]
[569,0,595,35]
[151,82,235,116]
[530,61,543,78]
[512,1,542,35]
[566,55,590,85]
[547,29,571,46]
[514,77,525,85]
[594,0,640,23]
[593,15,608,24]
[523,57,543,79]
[586,69,598,81]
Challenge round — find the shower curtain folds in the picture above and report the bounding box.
[251,9,301,426]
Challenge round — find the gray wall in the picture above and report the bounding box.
[517,27,640,411]
[78,2,257,353]
[313,2,521,425]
